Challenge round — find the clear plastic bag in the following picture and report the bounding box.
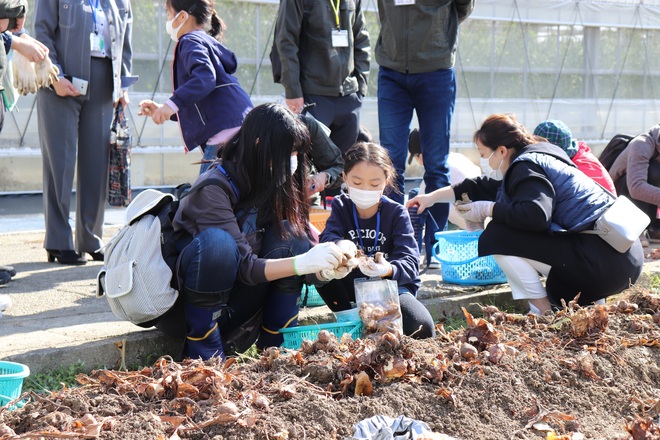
[354,278,403,336]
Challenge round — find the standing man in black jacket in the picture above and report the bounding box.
[272,0,370,159]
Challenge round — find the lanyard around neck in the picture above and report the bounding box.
[217,165,239,199]
[89,0,101,32]
[329,0,341,29]
[352,204,381,257]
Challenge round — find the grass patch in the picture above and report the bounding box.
[649,273,660,295]
[439,313,467,332]
[23,361,90,394]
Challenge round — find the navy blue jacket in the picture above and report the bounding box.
[170,30,253,151]
[453,142,612,233]
[320,193,421,294]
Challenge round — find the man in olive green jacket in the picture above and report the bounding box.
[376,0,474,266]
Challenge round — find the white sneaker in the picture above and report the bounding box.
[425,255,441,270]
[0,294,11,315]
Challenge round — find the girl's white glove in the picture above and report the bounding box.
[358,252,392,278]
[456,201,494,223]
[336,239,357,259]
[318,265,352,282]
[293,242,343,276]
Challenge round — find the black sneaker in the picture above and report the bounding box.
[0,266,16,277]
[0,271,10,286]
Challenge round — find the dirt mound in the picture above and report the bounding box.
[2,290,660,440]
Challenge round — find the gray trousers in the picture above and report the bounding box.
[37,58,114,253]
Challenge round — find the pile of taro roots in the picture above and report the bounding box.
[1,290,659,440]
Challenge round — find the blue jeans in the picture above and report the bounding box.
[178,228,240,304]
[378,66,454,234]
[199,143,220,174]
[176,221,310,349]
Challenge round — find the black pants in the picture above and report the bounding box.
[614,160,660,230]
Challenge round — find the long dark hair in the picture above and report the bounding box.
[474,113,544,159]
[222,103,311,238]
[166,0,225,40]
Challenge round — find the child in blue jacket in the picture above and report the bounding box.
[311,142,435,338]
[139,0,253,173]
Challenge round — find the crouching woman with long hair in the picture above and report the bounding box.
[165,103,344,360]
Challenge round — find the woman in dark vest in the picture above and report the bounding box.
[408,113,644,315]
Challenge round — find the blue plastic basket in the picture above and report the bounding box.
[432,230,507,285]
[0,361,30,410]
[299,284,326,308]
[280,321,363,350]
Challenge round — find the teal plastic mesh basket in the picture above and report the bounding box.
[0,361,30,410]
[433,230,507,286]
[280,320,363,350]
[299,284,326,308]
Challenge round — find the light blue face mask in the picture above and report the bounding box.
[480,150,504,180]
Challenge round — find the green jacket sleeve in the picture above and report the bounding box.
[352,0,370,96]
[274,0,304,99]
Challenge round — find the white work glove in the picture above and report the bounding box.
[293,242,343,276]
[336,239,359,269]
[316,240,359,282]
[317,265,352,282]
[12,50,37,95]
[358,252,392,278]
[456,201,494,223]
[34,57,60,89]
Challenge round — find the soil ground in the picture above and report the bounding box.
[1,287,660,440]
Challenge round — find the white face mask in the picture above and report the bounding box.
[348,186,382,210]
[165,11,186,42]
[290,155,298,176]
[480,150,504,180]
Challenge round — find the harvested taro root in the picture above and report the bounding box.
[454,192,472,206]
[340,248,365,270]
[359,300,403,336]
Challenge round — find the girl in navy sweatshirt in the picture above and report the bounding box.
[312,142,435,338]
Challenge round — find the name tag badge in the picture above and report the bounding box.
[395,0,415,5]
[331,29,349,48]
[90,33,105,52]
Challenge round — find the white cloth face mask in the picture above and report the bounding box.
[290,155,298,176]
[166,11,186,42]
[480,151,504,180]
[348,186,382,210]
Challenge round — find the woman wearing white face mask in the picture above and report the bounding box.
[407,113,644,315]
[138,0,253,174]
[309,142,436,339]
[165,103,346,360]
